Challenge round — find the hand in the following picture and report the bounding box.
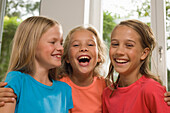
[0,82,17,107]
[164,92,170,106]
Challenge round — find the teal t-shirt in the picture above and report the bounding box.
[5,71,73,113]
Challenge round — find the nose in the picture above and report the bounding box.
[115,45,125,55]
[80,45,88,52]
[56,43,64,51]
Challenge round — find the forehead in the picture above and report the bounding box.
[70,29,97,41]
[40,24,63,40]
[111,25,141,41]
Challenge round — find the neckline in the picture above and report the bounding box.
[117,75,144,90]
[25,73,55,89]
[67,76,97,89]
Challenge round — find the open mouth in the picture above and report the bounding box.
[78,56,91,63]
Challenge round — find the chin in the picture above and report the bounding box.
[50,64,61,69]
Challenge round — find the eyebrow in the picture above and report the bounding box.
[126,39,136,44]
[70,40,79,44]
[71,38,96,43]
[111,38,136,44]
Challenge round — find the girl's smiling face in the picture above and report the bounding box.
[109,25,148,76]
[67,29,101,75]
[35,24,64,70]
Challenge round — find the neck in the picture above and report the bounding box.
[118,72,142,87]
[32,67,52,86]
[70,71,95,87]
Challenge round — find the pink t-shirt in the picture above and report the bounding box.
[102,75,170,113]
[60,76,106,113]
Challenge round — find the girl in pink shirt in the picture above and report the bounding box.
[102,19,170,113]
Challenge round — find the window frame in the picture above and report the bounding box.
[151,0,167,87]
[0,0,6,55]
[40,0,168,87]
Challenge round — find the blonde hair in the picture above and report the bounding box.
[6,16,61,80]
[106,19,162,91]
[57,25,107,79]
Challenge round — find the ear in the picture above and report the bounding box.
[97,57,102,63]
[140,47,150,60]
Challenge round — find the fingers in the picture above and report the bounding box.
[164,92,170,96]
[0,97,15,103]
[0,82,7,87]
[164,92,170,106]
[0,88,16,103]
[0,88,17,98]
[167,102,170,106]
[0,87,15,93]
[0,101,5,107]
[0,82,16,105]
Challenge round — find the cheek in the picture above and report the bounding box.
[128,49,142,60]
[109,49,115,63]
[43,46,54,53]
[68,48,75,57]
[94,47,99,56]
[109,47,115,57]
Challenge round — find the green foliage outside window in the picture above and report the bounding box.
[103,11,117,48]
[0,16,21,81]
[0,0,39,81]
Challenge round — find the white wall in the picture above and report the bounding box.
[40,0,102,39]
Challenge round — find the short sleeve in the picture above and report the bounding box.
[4,71,23,102]
[143,81,170,113]
[66,85,73,110]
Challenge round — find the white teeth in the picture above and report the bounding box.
[79,56,90,60]
[56,55,61,58]
[116,59,127,63]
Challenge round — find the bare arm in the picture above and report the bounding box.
[0,98,16,113]
[0,82,17,107]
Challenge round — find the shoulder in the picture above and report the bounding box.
[103,86,113,95]
[95,76,107,88]
[53,79,71,89]
[102,86,113,100]
[58,76,70,83]
[4,71,27,98]
[5,71,26,82]
[141,77,166,96]
[7,71,24,76]
[96,76,106,84]
[140,76,170,112]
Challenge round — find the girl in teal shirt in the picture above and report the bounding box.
[0,16,73,113]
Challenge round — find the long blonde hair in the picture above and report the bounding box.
[6,16,61,79]
[106,19,162,91]
[57,25,107,79]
